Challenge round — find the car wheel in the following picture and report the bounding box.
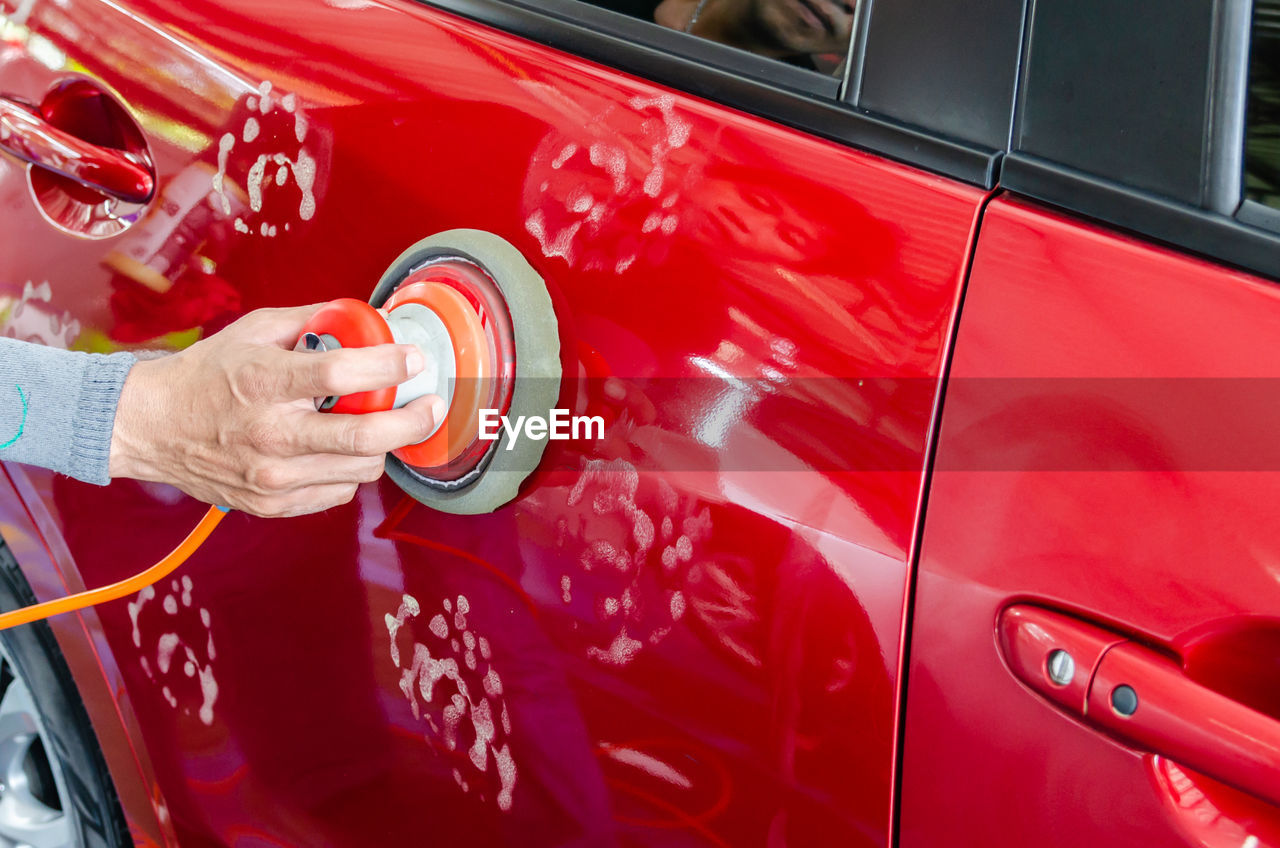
[0,540,130,848]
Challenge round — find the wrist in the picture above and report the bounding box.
[109,357,163,481]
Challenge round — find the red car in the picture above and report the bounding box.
[0,0,1278,845]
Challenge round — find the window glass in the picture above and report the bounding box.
[586,0,855,76]
[1246,0,1280,208]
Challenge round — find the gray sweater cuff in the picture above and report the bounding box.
[0,338,137,485]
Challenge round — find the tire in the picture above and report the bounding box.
[0,540,131,848]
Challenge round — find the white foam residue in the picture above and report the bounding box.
[559,457,712,665]
[213,133,235,214]
[197,664,218,725]
[293,149,316,220]
[470,698,494,769]
[587,143,628,194]
[602,745,693,789]
[157,633,180,674]
[551,142,577,169]
[524,209,581,262]
[247,154,268,212]
[387,594,516,812]
[643,165,664,198]
[385,594,421,666]
[566,185,593,213]
[128,585,154,648]
[219,85,316,235]
[495,745,516,811]
[133,581,218,724]
[588,629,641,666]
[560,574,572,603]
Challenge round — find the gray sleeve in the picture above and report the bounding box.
[0,338,137,485]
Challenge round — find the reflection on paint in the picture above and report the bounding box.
[0,280,81,348]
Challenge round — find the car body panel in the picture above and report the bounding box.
[900,196,1280,848]
[0,0,986,844]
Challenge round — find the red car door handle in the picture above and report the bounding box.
[1085,641,1280,807]
[0,96,154,204]
[1000,605,1280,808]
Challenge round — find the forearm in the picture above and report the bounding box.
[0,337,136,485]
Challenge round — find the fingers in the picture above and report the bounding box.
[283,344,426,401]
[230,304,327,348]
[295,395,447,457]
[243,453,386,494]
[235,482,363,519]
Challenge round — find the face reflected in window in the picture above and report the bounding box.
[653,0,854,71]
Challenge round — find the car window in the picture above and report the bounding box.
[1246,0,1280,209]
[584,0,854,76]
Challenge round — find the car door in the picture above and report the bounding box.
[0,0,1016,844]
[901,1,1280,846]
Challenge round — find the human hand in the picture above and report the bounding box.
[109,304,445,517]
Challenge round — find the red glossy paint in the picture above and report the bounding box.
[0,0,984,845]
[901,197,1280,848]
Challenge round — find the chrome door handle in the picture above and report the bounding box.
[0,95,154,204]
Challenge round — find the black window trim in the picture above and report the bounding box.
[411,0,1003,186]
[1001,0,1280,282]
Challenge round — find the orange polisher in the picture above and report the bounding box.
[295,280,491,467]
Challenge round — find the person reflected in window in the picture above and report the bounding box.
[654,0,854,72]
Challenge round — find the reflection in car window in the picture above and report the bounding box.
[588,0,854,76]
[1246,0,1280,208]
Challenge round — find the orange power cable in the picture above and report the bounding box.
[0,504,229,631]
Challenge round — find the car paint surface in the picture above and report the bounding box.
[0,0,986,844]
[900,197,1280,848]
